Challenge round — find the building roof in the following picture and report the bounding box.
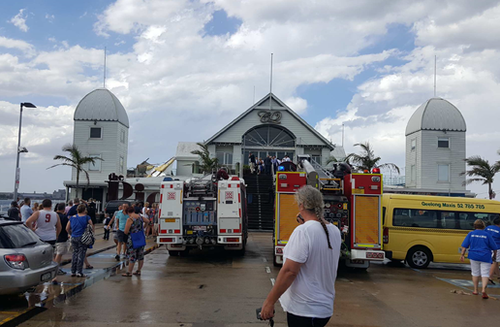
[205,93,335,150]
[405,98,466,136]
[74,88,129,127]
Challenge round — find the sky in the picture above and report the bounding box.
[1,0,500,198]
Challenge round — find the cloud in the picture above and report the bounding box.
[45,14,55,23]
[9,9,29,32]
[0,36,35,57]
[2,0,500,197]
[94,0,190,36]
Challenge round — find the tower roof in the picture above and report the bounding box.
[405,98,466,136]
[74,88,129,127]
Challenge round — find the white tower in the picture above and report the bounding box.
[72,88,129,184]
[405,98,466,192]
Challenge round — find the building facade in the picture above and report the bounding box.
[405,97,467,194]
[197,93,343,174]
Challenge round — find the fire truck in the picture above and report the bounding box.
[156,170,248,255]
[273,156,385,269]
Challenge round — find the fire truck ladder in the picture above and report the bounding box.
[310,159,343,193]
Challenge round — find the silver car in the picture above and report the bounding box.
[0,219,58,295]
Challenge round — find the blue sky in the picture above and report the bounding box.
[1,0,500,198]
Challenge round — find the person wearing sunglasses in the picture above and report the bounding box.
[261,185,341,327]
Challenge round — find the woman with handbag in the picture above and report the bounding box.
[122,206,149,277]
[66,204,94,277]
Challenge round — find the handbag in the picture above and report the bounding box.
[80,216,95,246]
[130,218,146,249]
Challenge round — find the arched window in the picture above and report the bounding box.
[243,125,295,148]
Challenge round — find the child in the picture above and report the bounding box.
[103,213,111,240]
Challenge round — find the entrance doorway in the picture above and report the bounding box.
[242,125,296,164]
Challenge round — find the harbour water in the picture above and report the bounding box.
[0,199,12,214]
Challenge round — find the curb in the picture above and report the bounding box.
[60,244,117,266]
[0,243,160,327]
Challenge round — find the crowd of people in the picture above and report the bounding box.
[6,197,158,281]
[248,152,292,175]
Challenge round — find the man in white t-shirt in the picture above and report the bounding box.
[261,186,341,327]
[26,199,62,245]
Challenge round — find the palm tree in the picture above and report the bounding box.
[191,142,218,174]
[346,142,400,173]
[461,156,500,199]
[48,144,103,198]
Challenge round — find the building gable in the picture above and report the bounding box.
[206,93,333,149]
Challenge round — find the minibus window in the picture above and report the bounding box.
[393,208,438,228]
[440,211,456,229]
[382,207,386,225]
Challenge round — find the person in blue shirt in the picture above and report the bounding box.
[485,217,500,280]
[461,219,497,299]
[66,204,93,277]
[115,203,130,261]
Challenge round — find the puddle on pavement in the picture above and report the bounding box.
[15,261,130,310]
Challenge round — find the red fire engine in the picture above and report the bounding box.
[273,156,385,269]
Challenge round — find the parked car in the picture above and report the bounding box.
[104,200,132,216]
[0,219,58,295]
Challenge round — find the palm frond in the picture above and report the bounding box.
[378,163,401,174]
[47,162,77,170]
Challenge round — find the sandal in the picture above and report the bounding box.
[85,265,94,269]
[133,271,141,276]
[472,292,479,295]
[122,272,132,277]
[482,292,489,299]
[489,279,496,285]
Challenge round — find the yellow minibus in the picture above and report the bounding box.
[382,194,500,268]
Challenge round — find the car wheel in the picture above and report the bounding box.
[407,247,432,269]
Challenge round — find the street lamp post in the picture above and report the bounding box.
[13,102,36,202]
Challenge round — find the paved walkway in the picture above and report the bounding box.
[0,225,159,327]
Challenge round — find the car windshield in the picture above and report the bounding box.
[0,224,42,249]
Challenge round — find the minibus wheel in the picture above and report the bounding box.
[407,246,432,269]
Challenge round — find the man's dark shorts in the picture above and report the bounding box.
[117,230,128,243]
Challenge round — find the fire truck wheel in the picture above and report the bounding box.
[168,251,180,257]
[235,243,246,256]
[406,246,432,269]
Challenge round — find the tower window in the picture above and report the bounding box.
[88,154,102,171]
[90,127,102,139]
[119,156,124,174]
[120,130,125,143]
[438,164,450,182]
[438,137,449,148]
[411,139,416,151]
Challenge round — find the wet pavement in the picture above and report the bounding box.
[4,232,500,326]
[0,227,158,326]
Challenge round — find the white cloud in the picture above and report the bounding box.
[2,0,500,197]
[0,36,35,57]
[9,9,29,32]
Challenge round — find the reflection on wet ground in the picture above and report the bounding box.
[6,232,500,327]
[0,237,159,326]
